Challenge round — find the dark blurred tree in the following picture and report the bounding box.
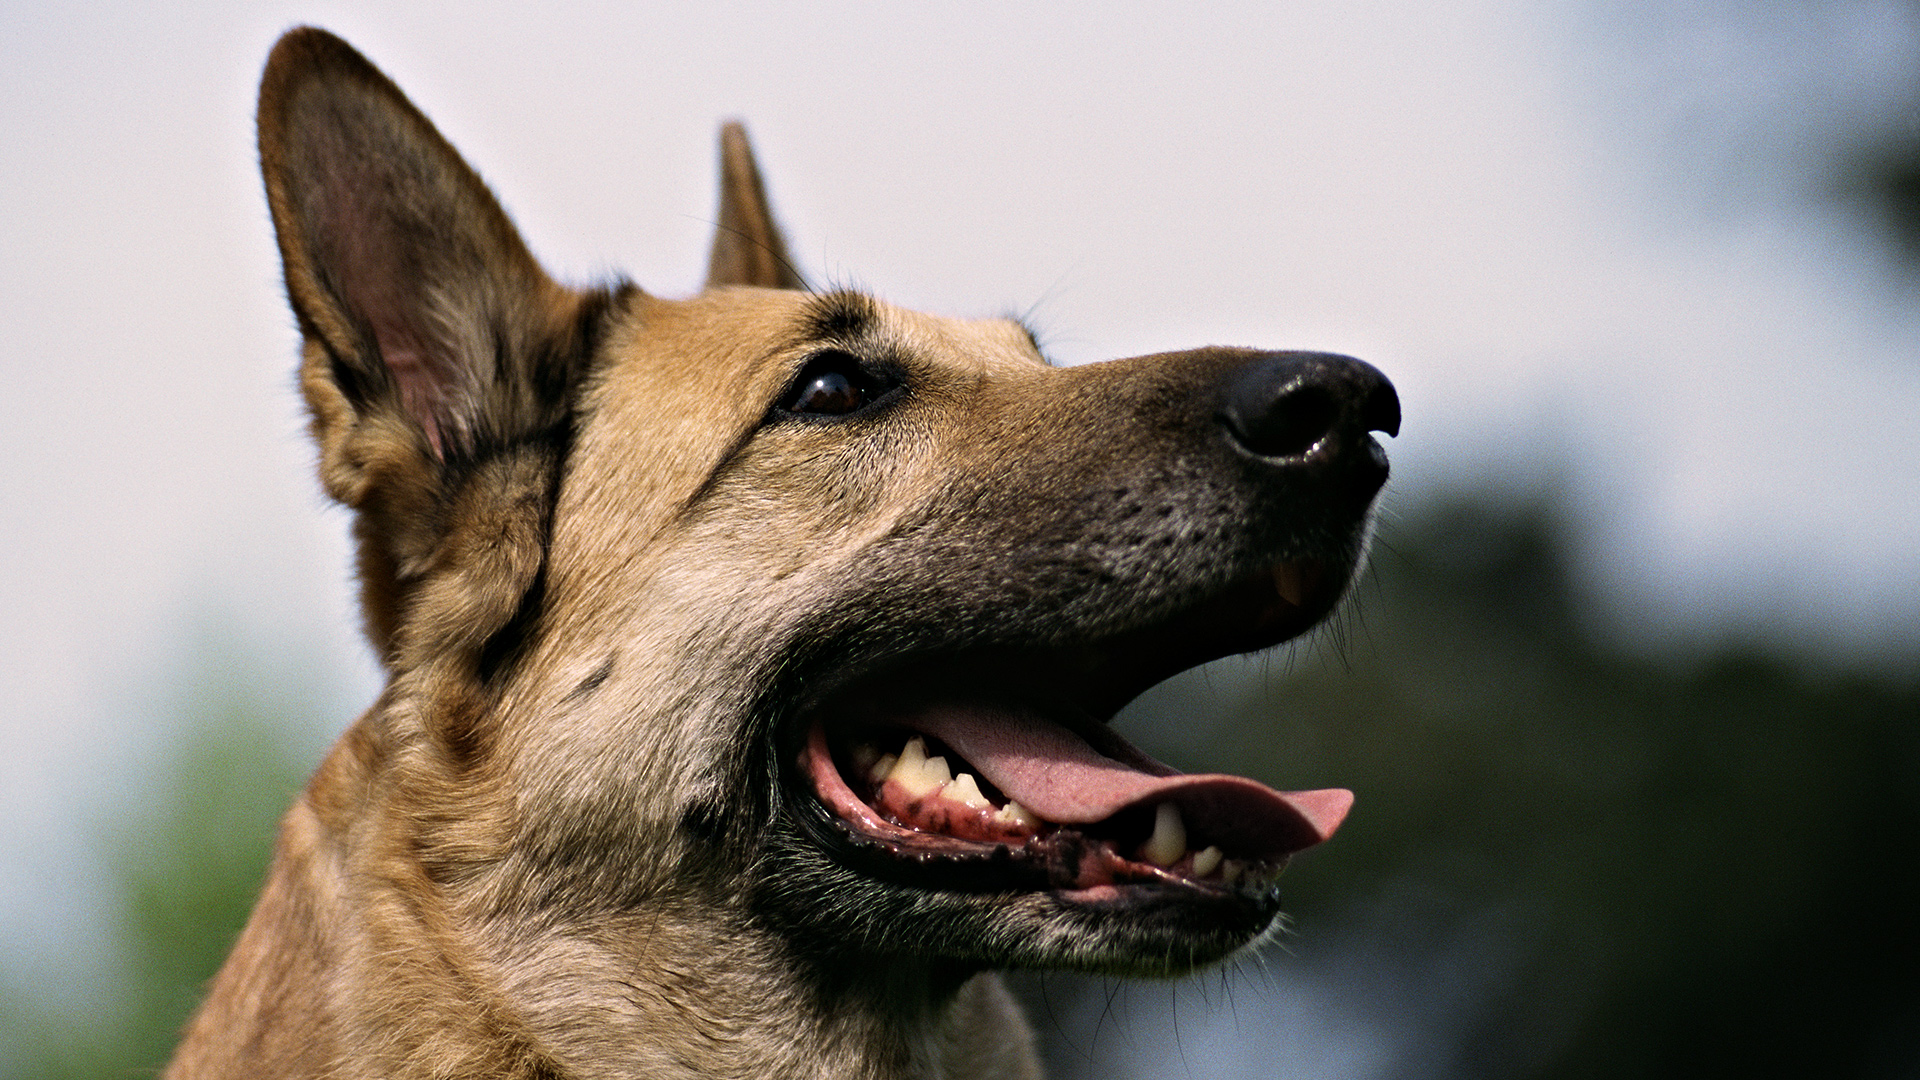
[1123,497,1920,1079]
[1840,142,1920,281]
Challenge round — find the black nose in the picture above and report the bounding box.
[1218,351,1400,461]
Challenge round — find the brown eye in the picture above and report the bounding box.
[789,369,863,414]
[777,351,895,417]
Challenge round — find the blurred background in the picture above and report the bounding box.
[4,2,1918,1076]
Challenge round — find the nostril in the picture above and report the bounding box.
[1228,381,1340,459]
[1218,351,1399,463]
[1361,378,1402,439]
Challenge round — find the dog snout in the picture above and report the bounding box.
[1217,351,1399,482]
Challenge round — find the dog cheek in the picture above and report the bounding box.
[418,451,555,646]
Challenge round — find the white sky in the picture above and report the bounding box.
[4,0,1918,1048]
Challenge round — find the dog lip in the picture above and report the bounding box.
[1069,557,1347,716]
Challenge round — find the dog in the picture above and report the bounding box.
[165,27,1399,1079]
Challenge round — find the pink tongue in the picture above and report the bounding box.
[911,704,1351,859]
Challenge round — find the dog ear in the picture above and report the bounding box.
[258,28,609,665]
[705,122,806,290]
[258,27,585,469]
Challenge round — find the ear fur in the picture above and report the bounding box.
[705,122,806,290]
[258,27,614,667]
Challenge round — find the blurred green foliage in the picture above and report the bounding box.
[10,495,1918,1078]
[6,643,317,1080]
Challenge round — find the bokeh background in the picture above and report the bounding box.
[5,2,1919,1076]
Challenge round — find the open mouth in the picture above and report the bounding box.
[795,557,1355,902]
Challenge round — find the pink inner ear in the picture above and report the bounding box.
[376,330,449,459]
[319,179,458,460]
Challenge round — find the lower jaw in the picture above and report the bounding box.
[822,822,1284,901]
[762,803,1285,976]
[971,877,1288,976]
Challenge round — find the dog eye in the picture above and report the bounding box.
[778,351,893,417]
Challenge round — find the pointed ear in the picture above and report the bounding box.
[705,122,806,290]
[259,27,591,475]
[258,28,614,662]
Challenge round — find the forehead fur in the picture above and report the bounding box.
[554,288,1046,579]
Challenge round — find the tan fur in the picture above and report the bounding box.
[170,27,1397,1080]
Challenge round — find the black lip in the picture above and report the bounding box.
[774,553,1350,767]
[818,812,1286,916]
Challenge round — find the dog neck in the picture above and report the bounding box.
[485,913,1041,1079]
[168,719,1043,1080]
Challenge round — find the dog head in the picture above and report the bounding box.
[260,28,1397,982]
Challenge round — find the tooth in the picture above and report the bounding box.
[1191,845,1223,877]
[896,736,927,772]
[849,743,880,774]
[993,800,1041,829]
[888,738,942,798]
[1274,562,1309,608]
[1143,802,1187,867]
[1221,859,1245,885]
[867,753,897,783]
[923,754,953,787]
[942,772,992,809]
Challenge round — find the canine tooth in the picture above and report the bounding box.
[942,772,992,809]
[1143,802,1187,867]
[1274,562,1310,608]
[888,738,942,798]
[1191,845,1224,878]
[867,753,898,783]
[993,800,1041,829]
[923,755,953,787]
[896,736,928,772]
[898,734,929,768]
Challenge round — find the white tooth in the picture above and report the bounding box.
[1191,845,1224,878]
[942,772,992,809]
[849,743,880,774]
[1143,802,1187,867]
[888,738,942,798]
[923,754,953,787]
[896,737,928,772]
[993,800,1041,829]
[1221,859,1245,885]
[867,753,898,783]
